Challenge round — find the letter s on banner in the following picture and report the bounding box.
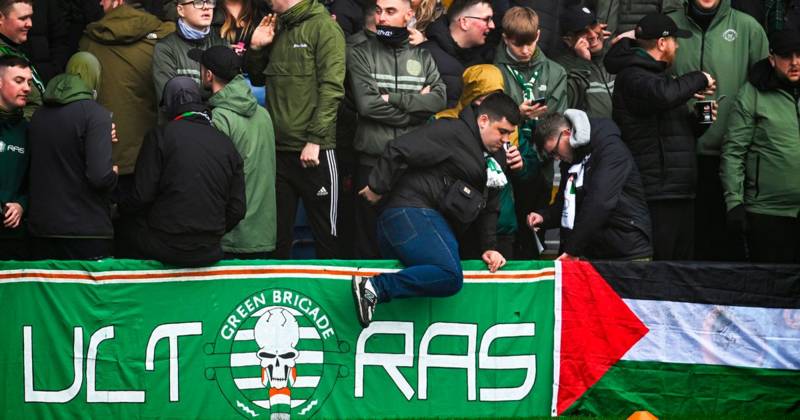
[479,323,537,401]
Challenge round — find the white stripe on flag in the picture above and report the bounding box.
[235,376,320,390]
[622,299,800,370]
[235,327,320,341]
[230,351,324,367]
[253,398,306,409]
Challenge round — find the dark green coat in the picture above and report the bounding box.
[721,59,800,218]
[245,0,345,151]
[80,4,175,175]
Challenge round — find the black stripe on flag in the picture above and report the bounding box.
[592,261,800,309]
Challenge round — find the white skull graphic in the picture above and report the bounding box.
[254,308,300,389]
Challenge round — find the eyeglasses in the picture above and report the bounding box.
[463,15,493,25]
[547,129,568,159]
[180,0,216,8]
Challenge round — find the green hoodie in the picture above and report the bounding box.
[668,0,769,156]
[210,75,277,253]
[80,4,175,175]
[43,74,95,105]
[245,0,345,151]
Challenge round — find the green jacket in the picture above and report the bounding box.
[152,24,227,105]
[668,0,769,156]
[348,34,446,165]
[80,5,175,175]
[0,108,28,238]
[720,59,800,218]
[554,49,615,119]
[245,0,345,151]
[210,75,277,253]
[0,38,44,121]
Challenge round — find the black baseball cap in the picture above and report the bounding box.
[769,28,800,56]
[560,5,597,36]
[634,13,692,40]
[188,46,242,82]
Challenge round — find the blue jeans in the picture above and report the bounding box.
[371,207,463,302]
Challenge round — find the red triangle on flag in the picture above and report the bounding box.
[556,261,649,414]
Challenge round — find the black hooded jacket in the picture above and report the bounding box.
[120,107,246,247]
[605,38,708,201]
[368,105,501,251]
[540,118,653,260]
[421,17,496,107]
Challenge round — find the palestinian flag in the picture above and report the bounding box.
[555,261,800,417]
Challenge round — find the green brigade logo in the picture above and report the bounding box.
[208,289,347,419]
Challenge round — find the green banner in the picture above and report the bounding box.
[0,259,556,419]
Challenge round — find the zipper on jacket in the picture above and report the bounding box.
[393,47,399,139]
[754,154,760,198]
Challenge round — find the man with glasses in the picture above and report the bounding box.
[420,0,497,107]
[527,109,652,261]
[553,4,615,119]
[152,0,225,107]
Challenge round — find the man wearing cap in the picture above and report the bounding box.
[348,0,446,259]
[117,76,245,267]
[720,28,800,263]
[553,4,615,119]
[605,13,715,260]
[667,0,768,261]
[191,46,277,260]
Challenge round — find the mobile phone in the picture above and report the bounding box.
[529,97,547,107]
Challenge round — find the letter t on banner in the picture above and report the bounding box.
[145,323,203,401]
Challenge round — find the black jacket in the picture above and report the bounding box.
[421,17,495,107]
[605,38,708,200]
[540,118,653,260]
[27,76,118,239]
[331,0,366,37]
[368,106,500,251]
[120,112,246,245]
[20,0,71,84]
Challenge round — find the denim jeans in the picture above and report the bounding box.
[371,207,463,302]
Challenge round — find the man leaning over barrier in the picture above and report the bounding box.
[352,92,521,328]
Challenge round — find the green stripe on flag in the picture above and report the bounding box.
[565,360,800,416]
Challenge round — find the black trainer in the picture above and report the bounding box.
[352,275,377,328]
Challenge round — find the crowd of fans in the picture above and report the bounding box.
[0,0,798,270]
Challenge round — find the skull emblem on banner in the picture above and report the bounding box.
[254,308,300,389]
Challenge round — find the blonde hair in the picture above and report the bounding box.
[220,0,257,43]
[413,0,441,32]
[501,6,539,44]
